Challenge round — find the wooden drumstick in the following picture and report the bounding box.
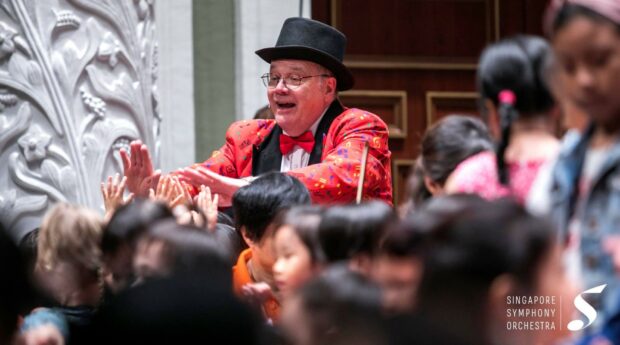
[356,141,370,204]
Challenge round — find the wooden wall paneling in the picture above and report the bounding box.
[339,90,408,138]
[351,68,478,157]
[311,0,549,205]
[425,92,480,127]
[392,159,417,206]
[329,0,499,67]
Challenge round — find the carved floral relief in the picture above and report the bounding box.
[0,0,159,240]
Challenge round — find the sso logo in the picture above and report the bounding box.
[567,284,607,331]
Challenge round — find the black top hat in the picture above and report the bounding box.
[255,17,354,91]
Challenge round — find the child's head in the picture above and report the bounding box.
[90,273,261,345]
[133,219,231,288]
[318,201,396,275]
[420,115,494,195]
[233,172,311,273]
[280,265,386,345]
[272,206,324,298]
[548,1,620,132]
[477,35,556,184]
[102,199,173,293]
[414,196,574,345]
[477,35,555,126]
[372,225,423,314]
[36,203,103,305]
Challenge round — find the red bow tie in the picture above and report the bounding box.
[279,131,315,155]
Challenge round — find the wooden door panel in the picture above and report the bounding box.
[313,0,548,205]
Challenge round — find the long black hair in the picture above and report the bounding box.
[477,35,555,184]
[421,115,494,186]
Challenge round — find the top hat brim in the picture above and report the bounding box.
[256,45,354,91]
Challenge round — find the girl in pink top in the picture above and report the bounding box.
[476,35,560,203]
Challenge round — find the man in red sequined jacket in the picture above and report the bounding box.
[122,17,392,205]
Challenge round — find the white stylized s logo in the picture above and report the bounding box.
[567,284,607,331]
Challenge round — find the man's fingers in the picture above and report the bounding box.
[125,193,135,204]
[195,165,218,179]
[152,170,162,186]
[178,168,208,185]
[149,188,155,199]
[141,145,154,174]
[120,148,131,172]
[134,144,145,168]
[129,141,141,168]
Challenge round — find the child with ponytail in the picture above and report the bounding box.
[477,35,560,203]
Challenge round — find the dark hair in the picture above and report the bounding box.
[232,172,310,243]
[102,199,173,255]
[552,4,620,36]
[402,157,432,214]
[412,196,555,343]
[273,205,325,263]
[421,115,494,185]
[318,201,396,263]
[379,225,423,258]
[477,35,555,184]
[216,211,234,228]
[0,223,30,344]
[18,228,39,276]
[90,274,261,345]
[212,223,244,265]
[145,220,231,287]
[293,265,386,345]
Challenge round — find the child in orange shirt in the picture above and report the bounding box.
[231,172,311,322]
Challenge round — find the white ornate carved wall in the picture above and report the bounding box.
[0,0,159,240]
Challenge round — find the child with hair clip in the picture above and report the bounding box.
[476,35,560,204]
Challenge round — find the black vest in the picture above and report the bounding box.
[251,100,344,176]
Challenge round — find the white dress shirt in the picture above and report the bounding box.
[280,111,326,172]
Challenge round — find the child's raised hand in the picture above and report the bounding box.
[149,176,193,209]
[196,185,219,231]
[101,173,134,221]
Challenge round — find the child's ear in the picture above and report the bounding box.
[240,227,254,247]
[424,176,444,196]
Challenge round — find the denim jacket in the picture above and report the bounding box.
[550,124,620,322]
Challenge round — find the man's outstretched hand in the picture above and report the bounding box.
[120,140,161,197]
[177,165,248,207]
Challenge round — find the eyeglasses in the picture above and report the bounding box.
[261,73,332,89]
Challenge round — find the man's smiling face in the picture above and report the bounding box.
[267,59,336,136]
